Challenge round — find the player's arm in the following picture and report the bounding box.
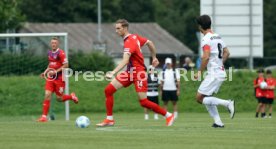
[222,47,230,63]
[40,65,50,78]
[199,46,210,73]
[267,83,275,90]
[106,53,130,79]
[253,80,259,88]
[146,40,159,67]
[176,69,180,96]
[56,63,69,73]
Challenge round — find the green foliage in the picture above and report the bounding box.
[0,52,115,75]
[153,0,200,52]
[0,0,25,32]
[264,0,276,57]
[0,71,273,115]
[69,52,115,72]
[0,54,47,75]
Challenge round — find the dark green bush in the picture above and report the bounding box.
[0,52,115,75]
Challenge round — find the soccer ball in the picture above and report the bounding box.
[75,116,90,128]
[260,82,267,89]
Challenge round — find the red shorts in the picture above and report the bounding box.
[115,70,147,92]
[45,80,65,96]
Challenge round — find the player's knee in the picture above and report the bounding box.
[45,93,52,100]
[104,84,116,96]
[139,99,147,107]
[196,94,203,104]
[56,96,63,102]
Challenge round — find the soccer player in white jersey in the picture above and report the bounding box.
[195,15,235,128]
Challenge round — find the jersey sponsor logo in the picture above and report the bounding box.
[210,36,221,40]
[49,62,57,65]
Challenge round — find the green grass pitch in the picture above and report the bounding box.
[0,112,275,149]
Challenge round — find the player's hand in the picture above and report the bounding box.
[105,71,115,79]
[48,70,56,77]
[152,57,159,67]
[177,90,180,96]
[40,73,45,78]
[194,71,201,80]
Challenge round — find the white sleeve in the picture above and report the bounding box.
[201,38,211,48]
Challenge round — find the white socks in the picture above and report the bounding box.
[106,116,113,120]
[144,114,149,120]
[154,114,159,120]
[205,105,223,126]
[145,114,159,120]
[165,112,172,118]
[203,96,230,107]
[174,111,178,119]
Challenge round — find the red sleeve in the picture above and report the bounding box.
[124,40,136,54]
[253,79,257,85]
[202,45,211,51]
[59,50,68,64]
[136,34,148,47]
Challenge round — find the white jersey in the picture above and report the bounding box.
[201,32,227,78]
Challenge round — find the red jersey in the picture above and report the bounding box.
[123,34,148,71]
[254,77,266,97]
[265,77,276,99]
[48,48,67,80]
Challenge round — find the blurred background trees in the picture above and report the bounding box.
[1,0,275,56]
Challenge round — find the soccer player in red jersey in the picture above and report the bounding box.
[264,69,276,118]
[37,37,79,122]
[96,19,175,127]
[253,69,266,118]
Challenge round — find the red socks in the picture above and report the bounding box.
[42,99,50,116]
[62,94,72,101]
[105,84,117,116]
[139,98,166,116]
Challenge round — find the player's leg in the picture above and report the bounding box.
[260,98,267,118]
[171,91,178,119]
[37,90,52,122]
[137,92,174,126]
[96,72,128,127]
[134,72,174,126]
[162,91,169,110]
[255,98,262,117]
[198,77,235,119]
[197,92,224,127]
[38,80,54,122]
[55,81,79,104]
[144,107,149,120]
[268,99,273,118]
[152,96,159,120]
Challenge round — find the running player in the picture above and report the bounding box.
[96,19,175,127]
[195,15,235,128]
[37,37,78,122]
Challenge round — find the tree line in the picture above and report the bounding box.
[0,0,275,57]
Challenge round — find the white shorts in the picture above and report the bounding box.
[198,75,225,96]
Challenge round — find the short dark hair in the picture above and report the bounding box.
[257,69,264,73]
[196,15,211,30]
[266,69,272,74]
[116,19,129,28]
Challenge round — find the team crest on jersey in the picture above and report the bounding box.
[137,80,143,88]
[59,87,64,94]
